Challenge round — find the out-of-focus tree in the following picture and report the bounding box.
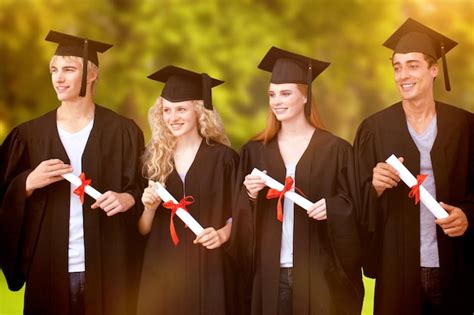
[1,0,472,149]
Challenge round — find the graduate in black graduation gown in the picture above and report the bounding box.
[136,66,238,315]
[230,47,363,315]
[354,18,474,315]
[0,31,145,315]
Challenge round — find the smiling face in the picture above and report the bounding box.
[49,55,98,102]
[392,52,438,102]
[162,98,198,139]
[50,56,84,102]
[268,83,307,123]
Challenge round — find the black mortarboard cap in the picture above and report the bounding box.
[147,65,224,110]
[258,46,330,116]
[45,30,113,97]
[383,18,457,91]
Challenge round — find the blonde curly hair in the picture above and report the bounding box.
[142,97,230,184]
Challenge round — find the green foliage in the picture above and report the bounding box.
[1,0,472,147]
[0,273,23,315]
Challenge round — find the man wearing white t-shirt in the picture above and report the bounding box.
[0,31,145,315]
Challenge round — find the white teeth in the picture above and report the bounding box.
[274,108,287,113]
[401,83,415,88]
[170,123,183,129]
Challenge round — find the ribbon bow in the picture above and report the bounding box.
[266,177,295,222]
[73,172,92,204]
[162,196,195,246]
[408,174,427,205]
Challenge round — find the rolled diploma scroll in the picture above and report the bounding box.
[250,168,314,211]
[62,173,102,200]
[385,154,448,219]
[153,182,204,236]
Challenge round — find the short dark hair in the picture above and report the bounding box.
[390,52,438,83]
[422,53,438,68]
[390,52,438,69]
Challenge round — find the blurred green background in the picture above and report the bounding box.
[0,0,472,314]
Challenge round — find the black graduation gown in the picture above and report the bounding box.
[231,129,364,315]
[0,105,145,315]
[354,102,474,315]
[137,141,238,315]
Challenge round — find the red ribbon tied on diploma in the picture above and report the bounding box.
[266,176,295,222]
[162,196,195,246]
[408,174,428,205]
[73,172,92,204]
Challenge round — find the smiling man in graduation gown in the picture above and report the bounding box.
[0,31,145,315]
[354,18,474,314]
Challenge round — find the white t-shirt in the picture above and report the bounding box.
[280,163,296,267]
[58,120,94,272]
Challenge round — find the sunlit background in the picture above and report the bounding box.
[0,0,472,314]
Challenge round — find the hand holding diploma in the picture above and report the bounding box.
[244,170,267,199]
[435,202,468,237]
[26,159,73,197]
[153,182,204,245]
[372,157,403,197]
[250,168,321,222]
[307,198,327,221]
[193,222,231,249]
[142,180,162,211]
[385,154,448,219]
[63,172,134,216]
[91,191,135,216]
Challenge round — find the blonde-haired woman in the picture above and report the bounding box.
[136,66,238,315]
[231,47,363,315]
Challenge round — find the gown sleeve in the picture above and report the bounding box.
[460,112,474,228]
[228,142,258,281]
[121,119,146,203]
[222,148,239,225]
[0,127,34,290]
[118,118,147,296]
[353,118,388,278]
[323,140,364,310]
[120,119,146,223]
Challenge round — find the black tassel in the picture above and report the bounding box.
[79,39,88,97]
[440,42,451,91]
[305,62,312,116]
[202,73,213,110]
